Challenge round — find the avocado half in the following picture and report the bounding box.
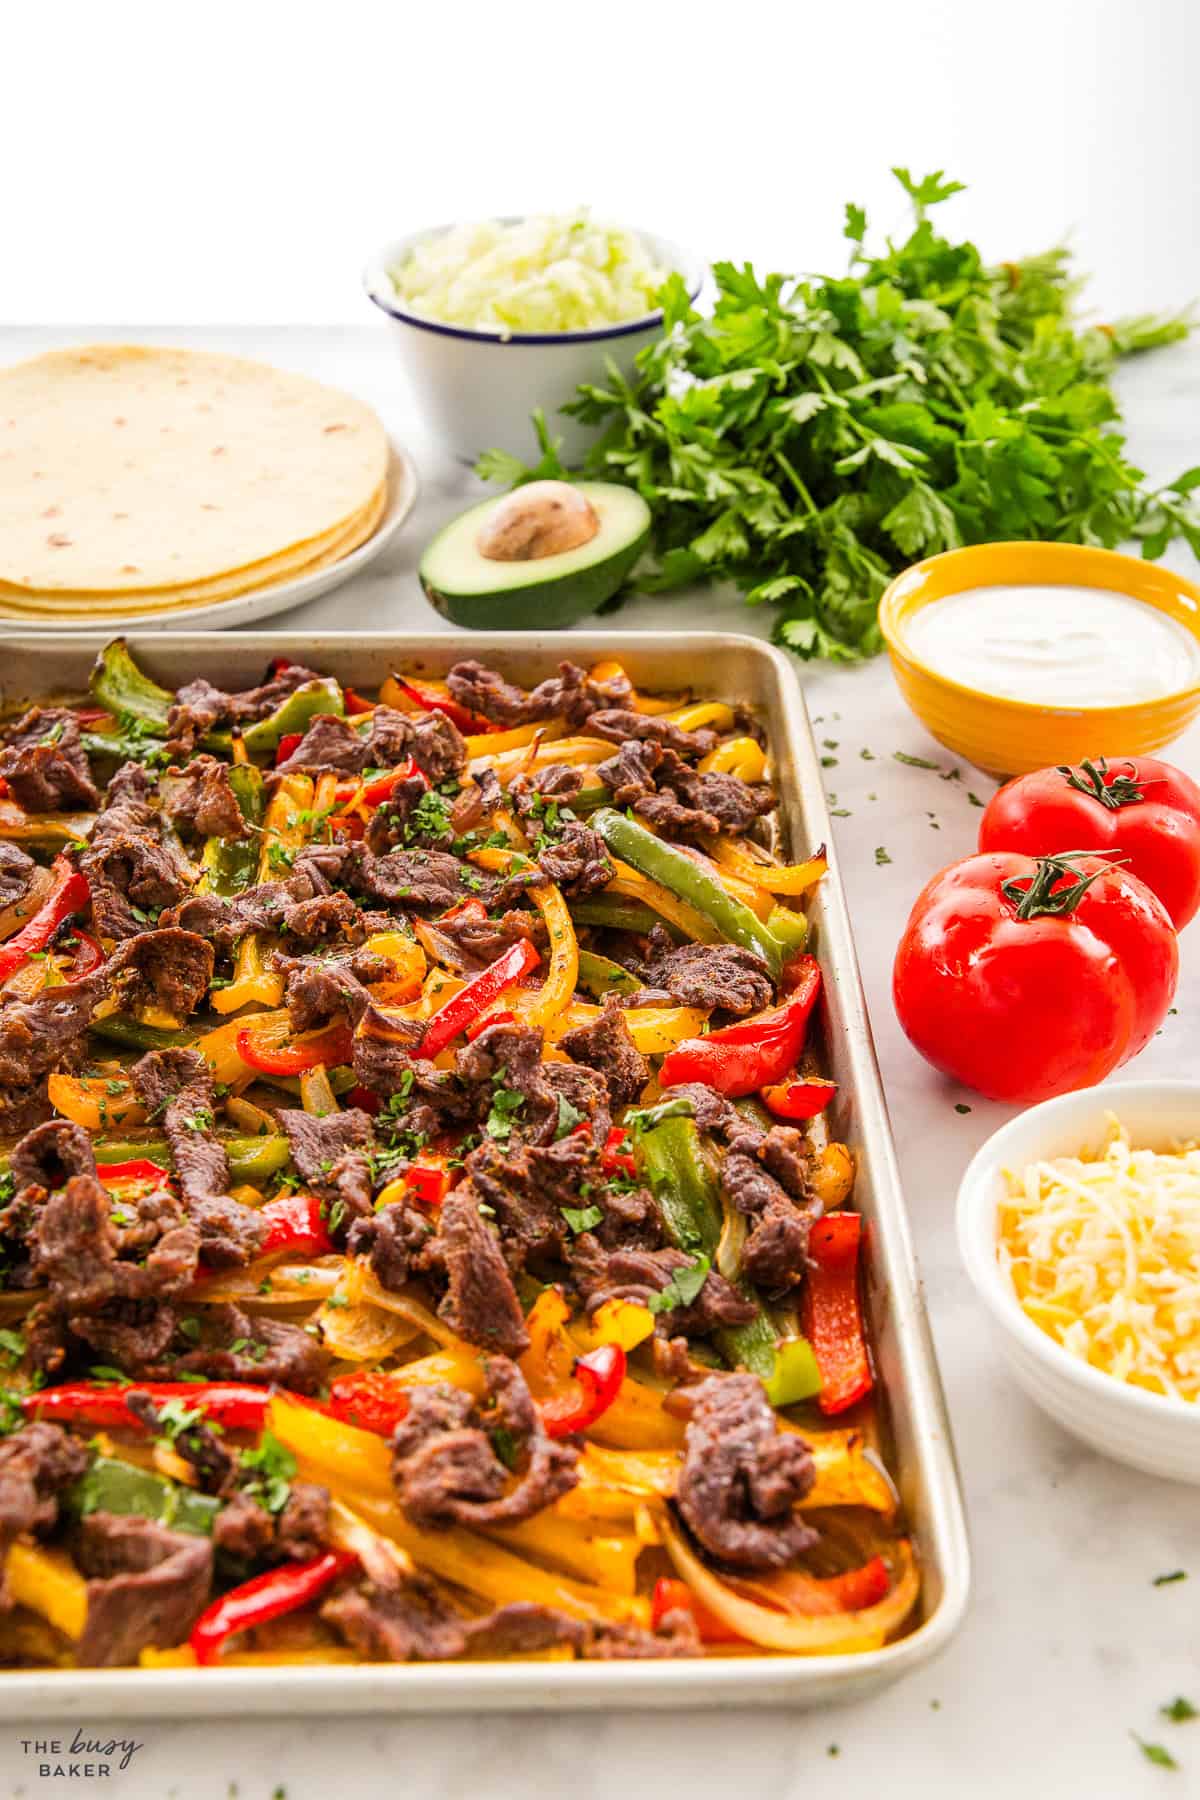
[419,480,651,630]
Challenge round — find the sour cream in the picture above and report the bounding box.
[903,583,1200,708]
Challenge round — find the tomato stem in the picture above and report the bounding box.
[1058,756,1145,811]
[1001,851,1123,919]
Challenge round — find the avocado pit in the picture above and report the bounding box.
[475,480,600,562]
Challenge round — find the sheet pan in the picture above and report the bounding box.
[0,630,969,1716]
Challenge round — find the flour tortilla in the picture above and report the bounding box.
[0,480,387,617]
[0,346,389,594]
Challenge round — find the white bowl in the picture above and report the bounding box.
[957,1080,1200,1484]
[364,223,704,466]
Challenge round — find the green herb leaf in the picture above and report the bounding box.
[1161,1698,1198,1723]
[647,1253,711,1315]
[1154,1570,1188,1586]
[554,1094,586,1141]
[239,1429,297,1513]
[1131,1734,1179,1770]
[562,1204,605,1235]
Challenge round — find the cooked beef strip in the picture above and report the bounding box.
[363,776,434,855]
[131,1049,265,1268]
[740,1197,814,1296]
[460,1602,588,1658]
[210,1479,332,1563]
[659,1081,744,1139]
[433,1186,530,1357]
[454,1019,611,1148]
[74,1511,213,1667]
[9,1119,96,1195]
[165,663,323,757]
[105,927,214,1020]
[81,762,192,941]
[676,1374,817,1570]
[322,1571,470,1663]
[30,1174,199,1311]
[640,936,773,1017]
[585,709,718,757]
[584,1614,701,1659]
[0,964,113,1136]
[0,842,35,907]
[345,1195,439,1292]
[157,756,246,842]
[559,996,649,1108]
[347,845,539,914]
[273,947,392,1032]
[576,1243,755,1337]
[448,768,505,836]
[278,1109,375,1229]
[211,1490,276,1561]
[390,1357,577,1528]
[0,1422,89,1551]
[165,1302,330,1394]
[0,707,99,814]
[163,869,366,956]
[432,906,546,970]
[446,659,630,730]
[535,821,613,897]
[720,1126,820,1295]
[274,707,466,784]
[596,740,774,840]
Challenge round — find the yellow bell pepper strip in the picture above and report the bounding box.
[380,673,492,734]
[698,737,767,782]
[664,701,736,733]
[47,1072,146,1130]
[463,720,568,758]
[269,1393,646,1624]
[0,855,89,986]
[477,737,612,785]
[802,1211,873,1415]
[210,774,314,1014]
[544,1002,707,1058]
[469,847,578,1029]
[594,810,783,978]
[0,800,97,850]
[603,858,722,945]
[4,1542,88,1641]
[706,837,828,897]
[659,1510,919,1653]
[810,1141,855,1211]
[199,763,264,896]
[522,1291,685,1452]
[0,863,54,945]
[571,1297,656,1354]
[659,956,822,1096]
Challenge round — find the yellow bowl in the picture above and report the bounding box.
[879,541,1200,778]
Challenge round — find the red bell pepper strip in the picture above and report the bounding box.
[600,1127,637,1178]
[393,677,492,734]
[650,1577,744,1644]
[347,1084,382,1116]
[421,938,542,1058]
[326,1370,412,1436]
[275,732,304,767]
[24,1381,273,1433]
[335,757,427,810]
[190,1551,357,1665]
[63,927,105,981]
[236,1019,354,1077]
[268,657,298,676]
[464,1007,515,1043]
[0,856,90,986]
[403,1161,451,1208]
[659,956,822,1097]
[96,1157,172,1188]
[801,1211,873,1416]
[259,1192,334,1258]
[541,1344,626,1438]
[760,1077,837,1121]
[343,687,374,716]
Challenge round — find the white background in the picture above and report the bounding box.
[2,5,1200,1799]
[3,0,1198,326]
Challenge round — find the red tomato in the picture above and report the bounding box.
[979,756,1200,930]
[893,850,1178,1103]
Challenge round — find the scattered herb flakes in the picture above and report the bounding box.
[1162,1698,1198,1723]
[860,747,875,760]
[821,755,838,768]
[830,807,852,818]
[954,1103,972,1115]
[967,792,985,808]
[893,751,941,770]
[1154,1570,1188,1586]
[1132,1734,1179,1771]
[826,1745,840,1758]
[239,1429,297,1513]
[875,846,892,866]
[554,1093,586,1141]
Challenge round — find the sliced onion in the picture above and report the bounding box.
[327,1497,413,1583]
[659,1510,919,1654]
[715,1198,747,1285]
[352,1265,466,1349]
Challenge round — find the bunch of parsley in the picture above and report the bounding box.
[479,169,1197,662]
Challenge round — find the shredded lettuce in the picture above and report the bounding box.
[388,211,673,335]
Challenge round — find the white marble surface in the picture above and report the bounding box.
[2,325,1200,1800]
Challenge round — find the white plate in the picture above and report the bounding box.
[0,438,419,634]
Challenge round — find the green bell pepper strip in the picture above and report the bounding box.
[569,896,684,938]
[89,1014,199,1052]
[77,1133,293,1186]
[80,730,169,766]
[592,809,783,979]
[89,639,173,731]
[206,679,345,759]
[70,1454,221,1537]
[635,1114,819,1399]
[200,763,265,896]
[570,784,609,816]
[576,949,642,1000]
[767,902,809,958]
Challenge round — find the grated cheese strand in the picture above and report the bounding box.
[998,1116,1200,1402]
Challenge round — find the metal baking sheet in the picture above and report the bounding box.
[0,630,970,1717]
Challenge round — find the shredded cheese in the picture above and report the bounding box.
[998,1116,1200,1402]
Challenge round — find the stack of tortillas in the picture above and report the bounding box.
[0,346,390,622]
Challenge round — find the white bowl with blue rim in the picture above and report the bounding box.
[957,1079,1200,1484]
[364,223,704,467]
